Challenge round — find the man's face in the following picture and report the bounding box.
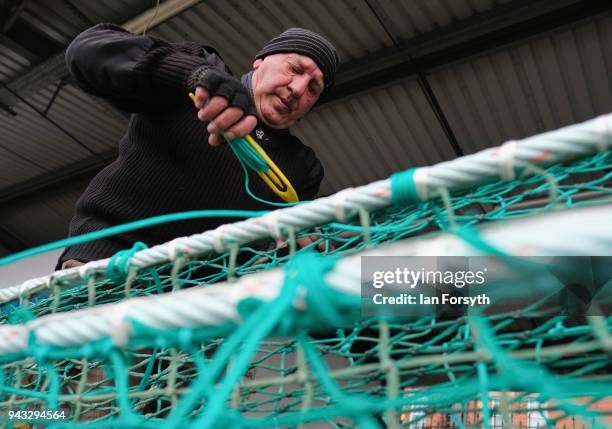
[251,53,325,129]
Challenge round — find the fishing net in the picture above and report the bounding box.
[0,115,611,428]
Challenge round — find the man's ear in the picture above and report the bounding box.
[253,58,263,69]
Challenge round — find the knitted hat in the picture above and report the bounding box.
[255,28,338,89]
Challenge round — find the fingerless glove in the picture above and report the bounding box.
[188,66,257,116]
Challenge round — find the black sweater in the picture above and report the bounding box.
[58,24,323,266]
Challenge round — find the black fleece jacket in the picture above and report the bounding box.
[58,24,323,266]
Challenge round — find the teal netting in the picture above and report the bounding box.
[0,150,611,428]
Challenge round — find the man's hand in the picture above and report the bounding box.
[277,231,336,253]
[296,235,331,252]
[189,67,258,146]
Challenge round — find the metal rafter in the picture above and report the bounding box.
[0,0,26,34]
[364,0,464,158]
[0,83,107,163]
[0,0,203,109]
[1,10,63,62]
[0,33,38,63]
[321,0,612,105]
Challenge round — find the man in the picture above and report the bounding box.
[57,25,338,269]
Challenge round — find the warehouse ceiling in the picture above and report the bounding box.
[0,0,611,257]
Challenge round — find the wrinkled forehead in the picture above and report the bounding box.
[277,53,324,80]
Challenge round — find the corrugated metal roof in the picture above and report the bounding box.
[19,1,82,46]
[18,0,154,45]
[428,14,612,154]
[0,44,31,83]
[292,78,455,195]
[149,0,507,75]
[69,0,153,25]
[0,0,152,85]
[366,0,511,43]
[0,83,126,187]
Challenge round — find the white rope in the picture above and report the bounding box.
[212,225,229,254]
[413,167,430,200]
[498,140,518,181]
[595,114,612,153]
[2,114,611,303]
[166,238,181,261]
[110,300,137,347]
[265,210,283,240]
[77,263,94,280]
[333,188,354,223]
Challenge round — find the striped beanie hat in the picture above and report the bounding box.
[255,28,339,90]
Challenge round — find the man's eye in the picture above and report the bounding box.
[309,84,321,95]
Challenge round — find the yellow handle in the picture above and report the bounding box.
[244,134,299,203]
[188,92,299,203]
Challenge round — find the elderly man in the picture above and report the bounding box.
[57,24,337,269]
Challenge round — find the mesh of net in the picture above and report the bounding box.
[0,149,611,428]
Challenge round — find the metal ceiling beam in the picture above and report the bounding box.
[0,0,203,109]
[365,0,464,157]
[0,0,26,33]
[2,16,63,61]
[63,0,95,28]
[321,0,612,105]
[1,83,107,162]
[122,0,201,33]
[0,33,38,63]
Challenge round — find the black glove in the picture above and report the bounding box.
[188,66,257,116]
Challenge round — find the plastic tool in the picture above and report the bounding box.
[189,92,299,203]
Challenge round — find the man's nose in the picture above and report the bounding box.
[289,76,309,98]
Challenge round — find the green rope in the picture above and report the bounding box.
[106,241,149,284]
[226,136,268,173]
[222,131,301,208]
[390,168,419,206]
[233,146,302,208]
[0,209,269,267]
